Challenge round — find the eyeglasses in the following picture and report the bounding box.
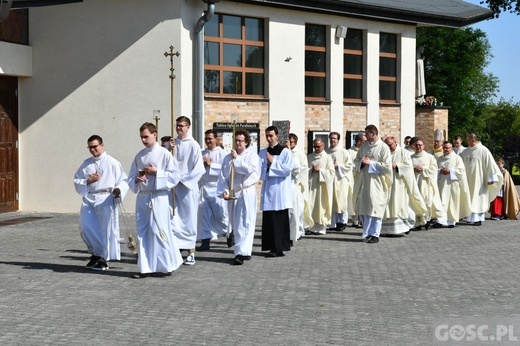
[88,144,100,150]
[235,139,246,143]
[313,145,323,149]
[176,124,188,128]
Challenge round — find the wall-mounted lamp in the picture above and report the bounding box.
[335,25,348,39]
[285,57,292,62]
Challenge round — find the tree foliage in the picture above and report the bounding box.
[479,99,520,167]
[416,27,499,138]
[480,0,520,17]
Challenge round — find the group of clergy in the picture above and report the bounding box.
[75,120,518,278]
[288,127,518,245]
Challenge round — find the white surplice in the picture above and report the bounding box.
[172,136,205,249]
[198,146,229,241]
[411,151,444,224]
[128,143,183,274]
[217,146,261,257]
[74,152,129,261]
[289,146,309,241]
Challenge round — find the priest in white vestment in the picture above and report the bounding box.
[347,133,366,227]
[411,139,444,229]
[74,135,129,271]
[459,132,503,226]
[171,116,205,265]
[453,136,466,155]
[381,137,427,235]
[326,132,354,231]
[287,133,310,242]
[352,125,392,243]
[217,130,261,265]
[435,141,472,228]
[197,129,229,251]
[306,138,335,235]
[128,122,183,279]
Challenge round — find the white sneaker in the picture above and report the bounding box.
[183,253,195,266]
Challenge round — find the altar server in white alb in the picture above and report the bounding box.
[260,126,294,257]
[197,129,229,251]
[128,122,183,279]
[217,129,261,265]
[460,132,503,226]
[171,116,205,265]
[326,131,354,231]
[352,125,392,244]
[434,141,472,228]
[74,135,129,271]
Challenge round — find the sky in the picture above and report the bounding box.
[466,0,519,103]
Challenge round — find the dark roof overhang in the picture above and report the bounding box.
[11,0,82,8]
[229,0,494,28]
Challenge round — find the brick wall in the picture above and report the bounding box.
[205,99,269,147]
[415,107,449,152]
[343,104,367,132]
[379,105,401,140]
[304,102,331,153]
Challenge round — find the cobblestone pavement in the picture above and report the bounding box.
[0,211,519,345]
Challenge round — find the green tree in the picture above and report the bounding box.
[480,99,520,167]
[480,0,520,17]
[416,27,499,138]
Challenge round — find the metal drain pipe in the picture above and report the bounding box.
[193,0,219,146]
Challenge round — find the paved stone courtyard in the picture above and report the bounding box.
[0,211,519,345]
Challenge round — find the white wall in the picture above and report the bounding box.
[0,41,32,76]
[15,0,418,212]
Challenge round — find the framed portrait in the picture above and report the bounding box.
[307,131,330,154]
[345,130,365,149]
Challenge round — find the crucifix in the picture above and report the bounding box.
[164,45,180,139]
[164,45,180,215]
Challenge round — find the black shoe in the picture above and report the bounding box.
[448,225,455,228]
[91,260,109,271]
[232,256,243,265]
[424,221,433,230]
[413,226,423,231]
[196,239,210,252]
[131,273,150,279]
[267,251,277,257]
[227,232,235,247]
[86,255,101,269]
[276,252,285,257]
[432,223,443,229]
[367,236,379,244]
[240,255,252,261]
[405,230,411,235]
[336,223,347,231]
[365,236,373,242]
[473,221,482,226]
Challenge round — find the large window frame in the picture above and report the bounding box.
[204,14,265,97]
[343,28,364,102]
[305,24,328,101]
[379,32,398,103]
